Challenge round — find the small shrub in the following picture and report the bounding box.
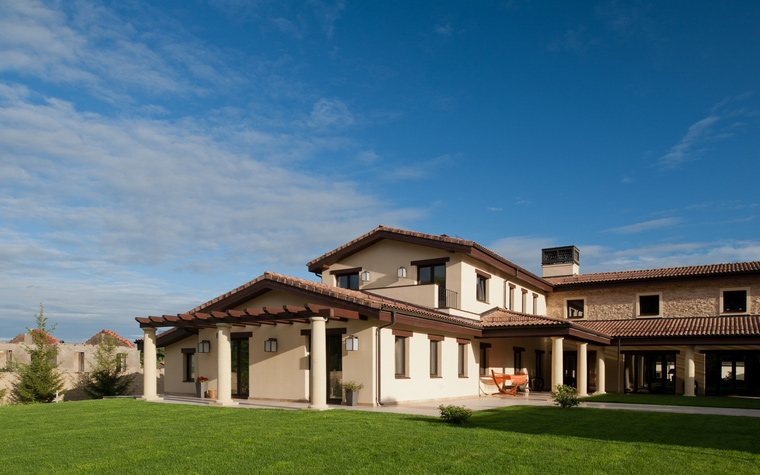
[438,404,472,424]
[341,380,364,391]
[550,384,580,408]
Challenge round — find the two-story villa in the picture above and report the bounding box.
[136,226,760,407]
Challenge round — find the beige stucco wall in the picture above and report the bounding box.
[547,277,760,320]
[322,238,548,317]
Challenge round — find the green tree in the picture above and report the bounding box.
[0,372,7,405]
[80,334,134,398]
[11,304,65,403]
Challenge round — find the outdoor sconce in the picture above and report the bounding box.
[345,335,359,352]
[361,270,371,282]
[397,266,407,278]
[264,338,278,353]
[198,340,211,353]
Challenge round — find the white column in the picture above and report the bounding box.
[247,333,255,400]
[596,347,606,395]
[216,323,234,404]
[309,316,329,410]
[684,346,696,397]
[551,337,564,390]
[577,342,588,397]
[140,327,160,401]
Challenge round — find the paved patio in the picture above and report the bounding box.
[145,392,760,418]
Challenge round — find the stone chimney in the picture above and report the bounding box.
[542,246,580,277]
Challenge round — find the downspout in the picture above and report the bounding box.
[375,309,396,406]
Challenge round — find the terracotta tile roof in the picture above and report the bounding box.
[547,261,760,286]
[575,315,760,338]
[481,308,569,327]
[191,271,482,329]
[9,329,59,345]
[306,225,550,288]
[86,329,136,348]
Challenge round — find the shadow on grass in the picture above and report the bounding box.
[409,405,760,454]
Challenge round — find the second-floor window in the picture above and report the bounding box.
[638,294,661,317]
[722,289,748,313]
[334,268,361,290]
[476,274,488,302]
[418,263,446,287]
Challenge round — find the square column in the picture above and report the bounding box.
[577,342,588,397]
[596,347,606,395]
[309,316,329,410]
[684,346,696,397]
[215,323,235,405]
[551,337,563,390]
[140,327,161,401]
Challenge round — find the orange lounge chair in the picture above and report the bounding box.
[491,370,528,396]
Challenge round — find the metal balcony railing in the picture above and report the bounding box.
[438,288,458,309]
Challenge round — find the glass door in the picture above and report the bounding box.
[231,339,249,398]
[327,334,343,403]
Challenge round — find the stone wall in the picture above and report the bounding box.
[547,276,760,320]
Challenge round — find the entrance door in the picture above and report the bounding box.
[326,334,343,403]
[231,339,249,398]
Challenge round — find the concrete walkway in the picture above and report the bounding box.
[148,393,760,418]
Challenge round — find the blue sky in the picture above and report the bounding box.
[1,0,758,342]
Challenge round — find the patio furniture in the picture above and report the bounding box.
[491,370,529,396]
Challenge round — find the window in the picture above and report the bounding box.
[395,336,407,377]
[418,263,446,287]
[514,347,524,373]
[521,289,528,313]
[335,269,360,290]
[429,340,440,377]
[476,271,489,302]
[78,352,85,373]
[479,344,490,376]
[566,299,585,319]
[116,353,127,373]
[638,294,661,317]
[183,350,195,382]
[722,289,748,314]
[535,350,544,382]
[457,339,469,377]
[532,293,539,315]
[507,284,515,310]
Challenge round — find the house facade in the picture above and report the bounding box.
[137,226,760,407]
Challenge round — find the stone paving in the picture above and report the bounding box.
[151,392,760,418]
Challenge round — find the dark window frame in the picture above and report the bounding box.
[567,299,585,319]
[638,294,661,317]
[723,289,748,313]
[476,273,489,302]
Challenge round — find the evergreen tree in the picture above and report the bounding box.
[11,304,65,403]
[80,334,134,398]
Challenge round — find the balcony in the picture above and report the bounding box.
[365,284,458,310]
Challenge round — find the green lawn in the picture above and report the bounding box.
[581,393,760,409]
[1,399,759,474]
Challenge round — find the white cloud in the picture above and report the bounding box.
[309,98,354,129]
[435,24,452,36]
[605,217,682,234]
[657,115,719,168]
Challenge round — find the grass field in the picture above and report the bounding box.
[1,399,759,474]
[581,393,760,409]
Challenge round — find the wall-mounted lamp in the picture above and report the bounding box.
[345,335,359,351]
[264,338,278,352]
[361,270,371,282]
[198,340,211,353]
[397,266,407,278]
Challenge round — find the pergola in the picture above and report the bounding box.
[137,303,374,408]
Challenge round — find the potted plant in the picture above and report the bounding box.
[341,380,364,406]
[196,376,209,398]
